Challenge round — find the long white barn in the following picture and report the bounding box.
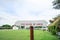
[13,20,48,30]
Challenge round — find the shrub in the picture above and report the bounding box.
[48,25,57,35]
[1,24,12,29]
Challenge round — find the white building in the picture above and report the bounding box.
[13,26,19,30]
[13,20,48,30]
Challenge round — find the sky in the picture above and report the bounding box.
[0,0,60,26]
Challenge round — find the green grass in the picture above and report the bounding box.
[0,29,58,40]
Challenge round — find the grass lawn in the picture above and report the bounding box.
[0,29,59,40]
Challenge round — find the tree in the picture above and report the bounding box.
[49,20,54,23]
[53,0,60,9]
[1,24,12,29]
[49,0,60,34]
[48,14,60,35]
[49,14,60,23]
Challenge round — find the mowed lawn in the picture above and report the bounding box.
[0,30,58,40]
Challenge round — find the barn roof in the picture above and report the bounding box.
[14,20,48,26]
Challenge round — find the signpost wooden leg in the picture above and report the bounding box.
[30,26,34,40]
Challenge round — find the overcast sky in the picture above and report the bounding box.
[0,0,60,25]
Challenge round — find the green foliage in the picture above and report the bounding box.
[48,25,57,35]
[53,0,60,9]
[48,14,60,35]
[1,24,12,29]
[49,20,54,23]
[49,14,60,24]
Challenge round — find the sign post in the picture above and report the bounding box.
[30,26,34,40]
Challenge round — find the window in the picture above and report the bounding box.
[35,26,42,28]
[21,26,25,29]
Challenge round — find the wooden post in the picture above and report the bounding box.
[30,26,34,40]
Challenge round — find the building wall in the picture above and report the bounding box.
[13,20,48,29]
